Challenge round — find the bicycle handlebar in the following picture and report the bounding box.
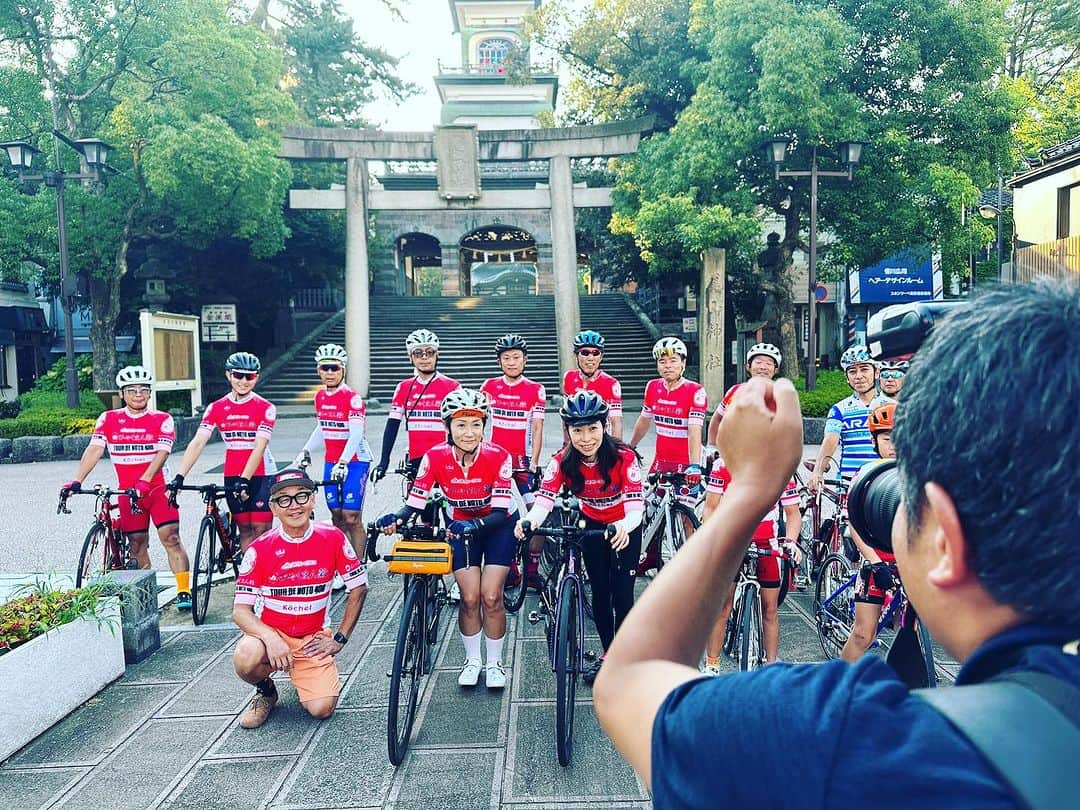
[57,485,139,515]
[519,520,614,542]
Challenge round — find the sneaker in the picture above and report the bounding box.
[704,658,722,677]
[583,657,603,686]
[458,658,482,687]
[175,591,192,611]
[239,682,278,729]
[448,581,461,604]
[485,661,507,689]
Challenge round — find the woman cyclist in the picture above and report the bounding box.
[376,389,517,689]
[517,391,644,684]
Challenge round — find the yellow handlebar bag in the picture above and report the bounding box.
[385,540,453,576]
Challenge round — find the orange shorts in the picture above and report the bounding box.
[268,627,342,703]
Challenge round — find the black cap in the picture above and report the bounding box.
[268,468,317,497]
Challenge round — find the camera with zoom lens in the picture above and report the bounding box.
[849,300,964,552]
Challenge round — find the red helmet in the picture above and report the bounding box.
[869,403,896,434]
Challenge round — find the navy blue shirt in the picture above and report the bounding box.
[651,623,1080,808]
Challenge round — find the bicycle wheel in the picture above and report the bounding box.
[738,583,764,671]
[554,577,581,767]
[388,579,426,766]
[659,502,700,567]
[503,538,528,613]
[76,522,111,588]
[917,620,938,688]
[814,554,855,659]
[191,516,217,626]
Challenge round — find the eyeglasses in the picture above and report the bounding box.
[576,348,602,357]
[880,370,905,379]
[411,349,437,358]
[318,364,342,373]
[271,491,313,508]
[123,386,151,395]
[230,371,258,381]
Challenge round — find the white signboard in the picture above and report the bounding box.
[682,316,698,334]
[139,311,202,414]
[201,304,238,343]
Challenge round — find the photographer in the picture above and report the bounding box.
[594,280,1080,807]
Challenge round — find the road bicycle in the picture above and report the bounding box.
[722,544,792,671]
[792,461,850,585]
[58,485,140,587]
[814,553,937,687]
[169,483,239,626]
[640,472,700,570]
[377,521,456,766]
[523,494,613,766]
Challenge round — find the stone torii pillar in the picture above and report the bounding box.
[344,158,371,395]
[548,154,580,373]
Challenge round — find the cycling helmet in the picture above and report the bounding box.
[869,402,896,434]
[573,330,605,351]
[746,342,782,366]
[879,359,909,372]
[116,365,153,388]
[314,343,347,366]
[440,388,489,421]
[405,329,440,352]
[494,333,528,356]
[840,345,877,370]
[652,337,687,359]
[225,351,261,372]
[560,390,610,426]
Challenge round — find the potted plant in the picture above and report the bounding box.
[0,579,124,761]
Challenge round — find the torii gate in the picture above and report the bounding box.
[279,118,653,395]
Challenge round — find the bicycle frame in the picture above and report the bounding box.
[820,571,905,650]
[640,472,696,562]
[60,485,139,585]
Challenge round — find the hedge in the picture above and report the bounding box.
[0,411,98,439]
[795,370,851,418]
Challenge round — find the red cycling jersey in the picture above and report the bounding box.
[480,376,546,468]
[314,385,372,463]
[561,370,623,417]
[197,393,276,476]
[535,447,644,524]
[407,441,514,520]
[389,373,461,461]
[715,383,741,420]
[641,378,708,468]
[706,462,799,541]
[89,408,175,488]
[234,521,367,638]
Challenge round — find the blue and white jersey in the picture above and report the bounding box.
[824,392,895,478]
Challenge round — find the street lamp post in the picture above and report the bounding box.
[768,138,867,391]
[978,176,1008,283]
[0,132,113,408]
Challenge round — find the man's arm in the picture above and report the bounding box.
[232,603,292,672]
[141,449,170,482]
[529,416,544,469]
[593,378,803,786]
[609,414,623,441]
[810,432,840,491]
[706,408,723,446]
[240,437,270,481]
[687,423,703,468]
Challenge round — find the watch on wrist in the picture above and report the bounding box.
[333,631,349,645]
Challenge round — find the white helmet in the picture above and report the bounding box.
[405,329,440,352]
[116,365,153,388]
[314,343,347,366]
[440,388,489,421]
[652,337,687,360]
[746,342,782,366]
[840,345,878,370]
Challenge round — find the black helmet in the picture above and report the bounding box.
[559,390,610,427]
[225,351,261,372]
[495,333,528,356]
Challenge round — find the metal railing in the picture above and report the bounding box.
[293,288,343,312]
[1015,235,1080,283]
[436,60,556,76]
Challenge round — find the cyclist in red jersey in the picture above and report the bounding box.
[375,389,518,690]
[481,334,546,588]
[701,460,801,673]
[61,366,192,609]
[705,343,782,459]
[562,330,623,439]
[841,402,900,663]
[519,391,644,684]
[170,352,277,553]
[232,469,369,729]
[628,337,707,571]
[371,328,461,485]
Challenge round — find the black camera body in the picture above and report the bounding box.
[851,301,963,552]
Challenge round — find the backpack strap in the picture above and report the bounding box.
[913,674,1080,810]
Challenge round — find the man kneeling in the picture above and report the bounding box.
[232,469,369,728]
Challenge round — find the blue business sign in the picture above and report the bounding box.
[848,247,943,304]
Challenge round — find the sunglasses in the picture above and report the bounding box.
[411,348,437,358]
[577,348,602,357]
[230,371,257,381]
[319,364,342,373]
[271,491,313,508]
[123,386,151,395]
[880,370,905,379]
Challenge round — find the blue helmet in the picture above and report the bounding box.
[573,330,605,351]
[560,390,610,427]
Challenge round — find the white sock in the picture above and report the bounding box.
[461,630,482,662]
[485,633,505,665]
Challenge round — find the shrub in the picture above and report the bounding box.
[30,355,96,393]
[0,410,98,439]
[0,399,20,419]
[795,370,851,418]
[0,579,114,656]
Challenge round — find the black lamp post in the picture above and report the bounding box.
[978,176,1010,283]
[0,132,113,408]
[768,137,867,391]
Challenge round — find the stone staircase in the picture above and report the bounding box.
[258,293,658,405]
